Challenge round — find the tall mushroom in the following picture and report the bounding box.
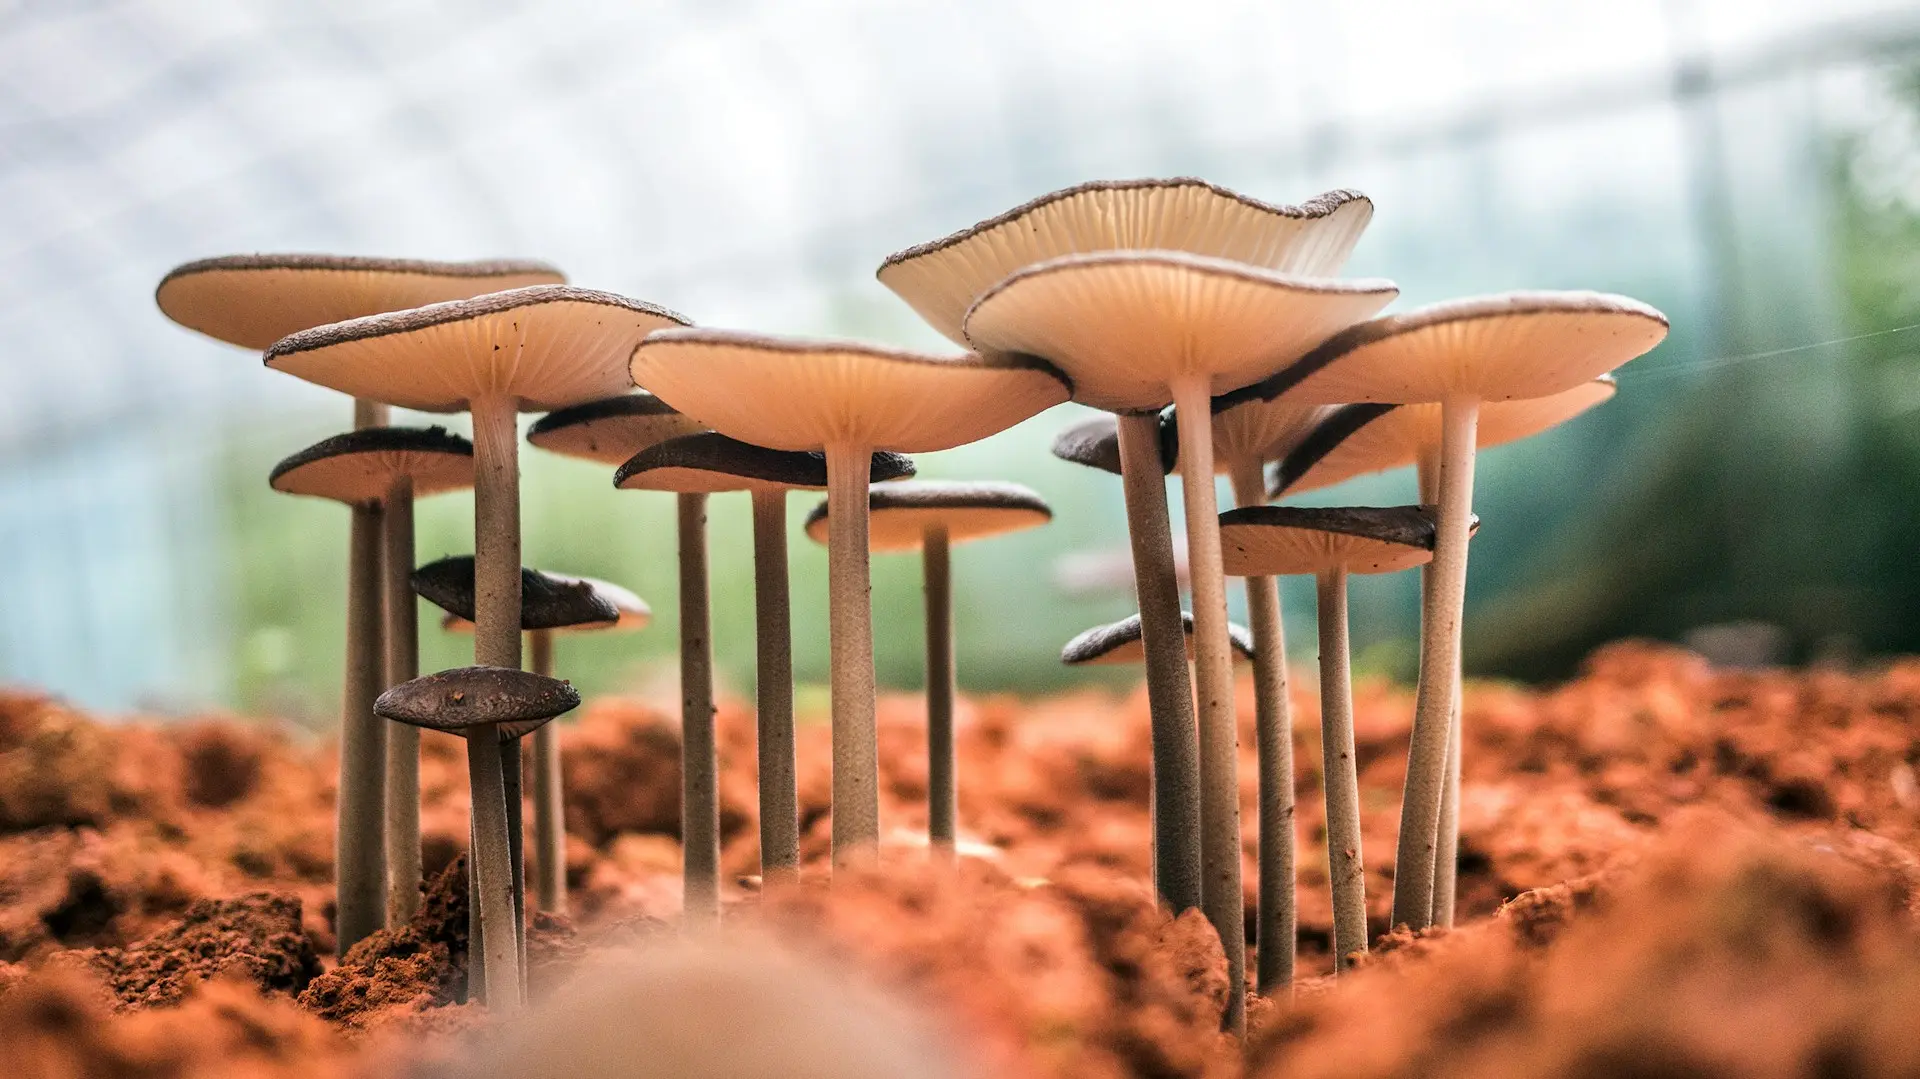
[615,433,916,905]
[1251,292,1667,930]
[265,285,689,1010]
[963,252,1395,1029]
[802,481,1051,858]
[631,331,1069,863]
[1218,505,1442,972]
[157,254,561,955]
[1273,378,1617,927]
[268,427,476,934]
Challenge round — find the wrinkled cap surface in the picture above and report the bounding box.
[527,392,709,466]
[156,254,565,350]
[631,328,1070,453]
[802,480,1051,551]
[616,432,915,494]
[878,179,1373,346]
[963,251,1396,412]
[268,426,474,505]
[1218,505,1447,577]
[413,556,636,632]
[1060,611,1254,666]
[265,285,690,413]
[375,665,579,738]
[1048,413,1174,478]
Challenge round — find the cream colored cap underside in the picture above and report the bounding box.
[806,504,1052,551]
[1208,398,1334,472]
[1220,522,1432,577]
[617,465,786,495]
[271,448,474,504]
[530,413,709,466]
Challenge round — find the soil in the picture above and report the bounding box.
[3,640,1920,1076]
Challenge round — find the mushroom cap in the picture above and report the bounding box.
[413,556,649,633]
[527,393,709,467]
[268,426,474,504]
[155,254,566,350]
[878,180,1373,346]
[1048,413,1174,478]
[1218,505,1445,578]
[630,328,1070,453]
[615,432,916,495]
[374,665,579,739]
[265,285,690,413]
[1061,611,1255,667]
[1200,395,1334,473]
[962,252,1397,412]
[801,480,1052,551]
[1274,377,1618,496]
[1252,291,1667,406]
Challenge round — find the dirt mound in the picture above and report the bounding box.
[73,892,320,1010]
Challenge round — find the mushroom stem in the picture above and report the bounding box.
[1316,566,1365,971]
[1417,456,1461,930]
[1116,412,1202,915]
[1390,398,1478,930]
[750,488,798,884]
[924,525,955,860]
[825,442,880,863]
[1230,461,1294,994]
[503,737,526,994]
[679,492,719,922]
[383,474,421,927]
[530,630,566,914]
[338,495,389,955]
[1170,376,1245,1037]
[465,729,521,1013]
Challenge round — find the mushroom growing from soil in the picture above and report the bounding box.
[616,433,916,903]
[268,426,476,934]
[802,480,1051,858]
[1273,377,1617,927]
[265,285,688,1009]
[1218,505,1443,972]
[1251,292,1667,930]
[630,330,1069,864]
[962,251,1395,1030]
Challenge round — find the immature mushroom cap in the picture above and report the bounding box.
[527,393,710,466]
[630,329,1071,452]
[962,251,1398,412]
[412,556,638,632]
[268,426,475,504]
[375,665,580,740]
[1048,413,1174,477]
[1218,505,1452,578]
[1061,612,1255,666]
[1273,377,1618,496]
[265,286,690,412]
[615,432,916,495]
[878,180,1374,346]
[155,254,566,350]
[802,480,1053,552]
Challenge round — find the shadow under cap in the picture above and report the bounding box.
[1049,414,1175,477]
[375,665,580,739]
[528,392,709,466]
[802,480,1052,551]
[412,556,622,631]
[268,426,475,504]
[615,432,915,494]
[1060,611,1255,666]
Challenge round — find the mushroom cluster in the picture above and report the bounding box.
[154,184,1664,1026]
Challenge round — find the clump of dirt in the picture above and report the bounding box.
[299,857,471,1032]
[71,892,320,1010]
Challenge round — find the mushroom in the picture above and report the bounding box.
[1252,292,1667,930]
[266,285,688,1010]
[1273,377,1617,927]
[374,664,580,1005]
[1061,611,1257,667]
[631,331,1070,863]
[801,480,1051,858]
[962,251,1395,1028]
[616,433,915,904]
[1218,505,1444,972]
[270,426,476,936]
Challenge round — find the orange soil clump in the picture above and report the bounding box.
[0,641,1917,1077]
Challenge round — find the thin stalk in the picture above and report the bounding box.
[503,737,525,998]
[1418,456,1463,929]
[1230,461,1294,994]
[825,442,879,863]
[924,526,955,859]
[680,492,719,923]
[338,496,388,954]
[1170,377,1245,1037]
[1116,411,1201,914]
[1317,567,1365,971]
[465,731,520,1012]
[530,630,566,914]
[1390,399,1478,929]
[383,474,421,927]
[751,488,798,883]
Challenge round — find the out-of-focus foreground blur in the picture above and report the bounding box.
[2,0,1917,719]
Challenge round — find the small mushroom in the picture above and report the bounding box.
[617,432,915,905]
[631,330,1069,864]
[802,480,1050,859]
[1219,505,1446,972]
[1254,292,1667,930]
[1061,611,1257,667]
